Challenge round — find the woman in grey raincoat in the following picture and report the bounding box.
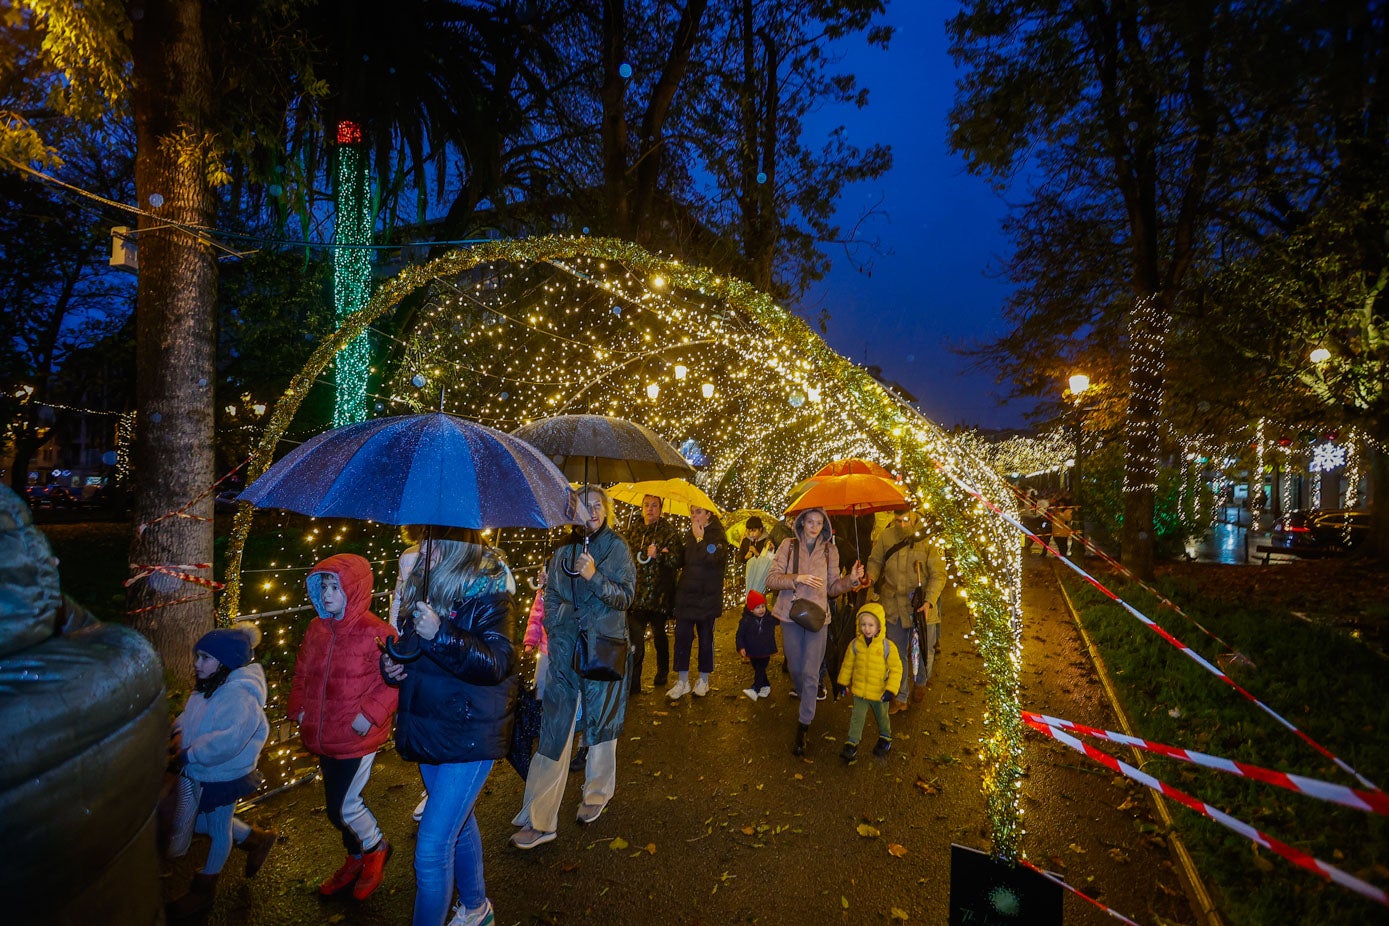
[511,486,636,849]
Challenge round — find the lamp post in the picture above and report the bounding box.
[1066,373,1091,542]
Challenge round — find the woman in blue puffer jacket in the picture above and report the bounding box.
[383,532,518,926]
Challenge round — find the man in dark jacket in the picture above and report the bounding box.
[623,494,682,694]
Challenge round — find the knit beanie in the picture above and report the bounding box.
[745,589,766,610]
[194,624,260,669]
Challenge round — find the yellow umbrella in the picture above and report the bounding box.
[609,478,721,519]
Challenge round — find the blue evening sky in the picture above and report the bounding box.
[805,2,1035,432]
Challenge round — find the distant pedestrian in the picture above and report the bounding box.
[738,516,776,597]
[668,505,730,700]
[166,625,275,918]
[734,590,777,700]
[1049,500,1075,558]
[624,494,682,694]
[288,554,398,901]
[834,604,902,763]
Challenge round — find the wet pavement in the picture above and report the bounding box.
[170,555,1199,925]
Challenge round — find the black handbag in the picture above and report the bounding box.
[505,661,544,780]
[786,541,828,632]
[574,622,628,681]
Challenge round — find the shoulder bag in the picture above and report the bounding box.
[786,540,828,632]
[573,614,627,682]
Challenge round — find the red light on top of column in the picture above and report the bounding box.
[335,120,363,145]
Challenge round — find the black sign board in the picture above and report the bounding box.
[949,843,1064,926]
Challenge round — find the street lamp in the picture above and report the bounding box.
[1065,373,1092,542]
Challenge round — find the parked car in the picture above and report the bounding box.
[1268,509,1372,557]
[23,485,73,508]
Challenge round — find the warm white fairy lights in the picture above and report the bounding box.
[221,236,1027,856]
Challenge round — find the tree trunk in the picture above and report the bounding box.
[1365,422,1388,562]
[126,0,218,688]
[600,0,632,237]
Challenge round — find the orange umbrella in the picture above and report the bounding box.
[812,458,894,479]
[785,473,909,516]
[789,458,896,498]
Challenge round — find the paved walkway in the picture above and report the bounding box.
[171,555,1200,925]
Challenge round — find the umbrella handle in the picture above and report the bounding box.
[383,612,425,663]
[526,574,544,591]
[561,534,590,577]
[636,550,652,564]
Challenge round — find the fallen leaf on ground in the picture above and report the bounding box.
[741,825,755,835]
[609,836,629,850]
[1068,843,1086,854]
[888,844,908,858]
[890,907,910,921]
[857,823,880,838]
[645,843,656,855]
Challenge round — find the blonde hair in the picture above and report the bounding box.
[578,486,613,528]
[399,534,509,613]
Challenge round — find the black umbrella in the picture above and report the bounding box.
[513,414,695,575]
[511,414,696,485]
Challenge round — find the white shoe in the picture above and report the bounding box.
[757,686,771,698]
[412,792,428,822]
[742,687,759,701]
[448,898,495,926]
[576,801,607,824]
[692,678,709,697]
[667,679,691,699]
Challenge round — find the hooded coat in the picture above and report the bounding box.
[288,553,399,759]
[539,526,636,757]
[176,662,269,784]
[766,508,858,625]
[672,517,730,623]
[836,608,903,700]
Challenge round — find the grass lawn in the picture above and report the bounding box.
[1060,558,1389,926]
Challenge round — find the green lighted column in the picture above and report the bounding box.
[332,120,372,426]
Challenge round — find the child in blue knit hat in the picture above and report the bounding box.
[166,624,274,917]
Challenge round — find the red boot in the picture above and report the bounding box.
[352,840,392,900]
[318,854,364,896]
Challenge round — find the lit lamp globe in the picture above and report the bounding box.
[1309,348,1331,364]
[1068,373,1091,397]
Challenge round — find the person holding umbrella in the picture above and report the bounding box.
[511,486,636,849]
[766,507,865,756]
[865,510,947,714]
[666,505,730,700]
[382,531,519,926]
[623,494,682,694]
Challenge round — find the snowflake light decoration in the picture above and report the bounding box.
[1309,442,1347,473]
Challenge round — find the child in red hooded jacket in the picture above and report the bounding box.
[288,553,399,901]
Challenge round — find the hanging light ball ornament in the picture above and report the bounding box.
[788,390,806,408]
[411,373,427,388]
[646,383,660,400]
[756,171,768,184]
[619,63,633,78]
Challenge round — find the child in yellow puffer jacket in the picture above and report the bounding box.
[834,603,903,762]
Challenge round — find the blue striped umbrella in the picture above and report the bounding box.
[240,413,579,529]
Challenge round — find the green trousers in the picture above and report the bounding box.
[847,696,891,745]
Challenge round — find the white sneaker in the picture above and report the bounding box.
[692,678,709,697]
[667,679,691,700]
[412,792,428,822]
[448,898,495,926]
[742,687,759,701]
[757,686,771,698]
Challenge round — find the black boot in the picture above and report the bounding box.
[872,736,892,757]
[840,742,858,763]
[167,872,218,919]
[792,722,809,756]
[238,825,277,878]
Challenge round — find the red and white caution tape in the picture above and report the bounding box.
[1025,717,1389,908]
[1016,858,1142,925]
[1004,483,1247,662]
[1023,711,1389,816]
[137,458,249,535]
[935,462,1381,793]
[126,592,215,616]
[125,562,225,592]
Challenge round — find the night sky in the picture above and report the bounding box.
[806,3,1036,432]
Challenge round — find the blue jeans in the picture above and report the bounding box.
[414,760,494,926]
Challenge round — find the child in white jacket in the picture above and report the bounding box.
[167,624,273,917]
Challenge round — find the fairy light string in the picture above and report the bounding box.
[221,235,1026,856]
